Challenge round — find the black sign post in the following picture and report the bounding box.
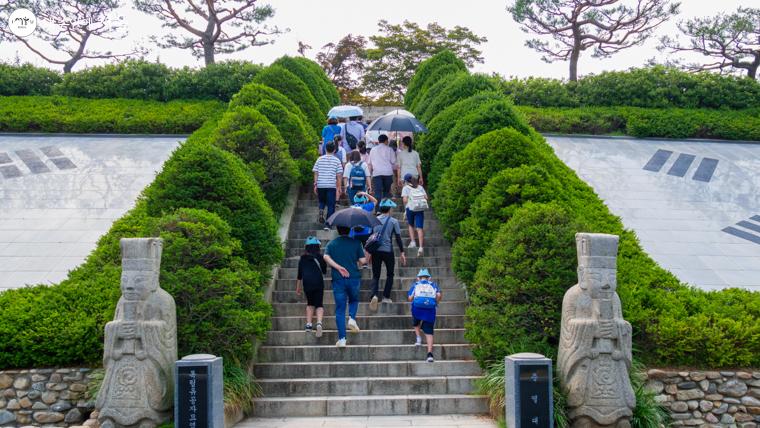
[175,354,224,428]
[505,353,553,428]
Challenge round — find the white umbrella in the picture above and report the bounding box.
[328,105,364,118]
[383,109,415,117]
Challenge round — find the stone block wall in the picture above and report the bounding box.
[647,369,760,427]
[0,368,97,427]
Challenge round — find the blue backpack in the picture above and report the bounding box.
[349,161,367,190]
[411,280,439,309]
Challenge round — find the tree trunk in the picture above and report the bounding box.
[203,39,215,65]
[747,55,759,80]
[63,58,78,74]
[568,31,581,82]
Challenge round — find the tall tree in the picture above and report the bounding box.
[316,34,367,103]
[361,20,487,102]
[660,8,760,79]
[0,0,137,73]
[509,0,680,81]
[133,0,283,65]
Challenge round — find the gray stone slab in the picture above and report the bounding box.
[692,158,719,182]
[722,227,760,245]
[15,149,51,173]
[643,149,673,172]
[0,135,182,291]
[667,153,696,177]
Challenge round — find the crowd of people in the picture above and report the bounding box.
[298,113,440,363]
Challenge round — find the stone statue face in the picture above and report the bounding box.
[578,266,617,298]
[121,270,158,301]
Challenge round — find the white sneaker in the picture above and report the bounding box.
[348,318,361,333]
[415,336,422,347]
[417,247,424,257]
[369,295,378,312]
[336,338,346,347]
[382,298,393,304]
[315,323,323,338]
[408,241,417,249]
[426,352,434,363]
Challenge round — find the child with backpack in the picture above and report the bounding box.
[344,151,371,203]
[296,236,327,337]
[401,174,429,256]
[407,268,442,362]
[349,191,377,269]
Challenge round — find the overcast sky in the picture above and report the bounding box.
[0,0,754,79]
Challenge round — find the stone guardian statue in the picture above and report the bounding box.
[558,233,635,428]
[97,238,177,428]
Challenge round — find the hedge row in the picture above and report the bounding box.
[0,96,224,134]
[500,66,760,110]
[0,60,263,101]
[409,51,760,369]
[516,106,760,141]
[0,55,337,371]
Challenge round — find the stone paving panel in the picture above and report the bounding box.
[0,134,183,291]
[546,136,760,291]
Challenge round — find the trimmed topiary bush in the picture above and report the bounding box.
[466,202,584,364]
[405,50,467,113]
[253,65,324,133]
[288,56,340,106]
[452,165,563,284]
[433,128,552,239]
[427,97,533,193]
[213,106,298,214]
[416,91,505,173]
[0,63,61,96]
[419,72,498,124]
[144,139,282,269]
[273,56,331,112]
[413,72,464,123]
[254,99,318,182]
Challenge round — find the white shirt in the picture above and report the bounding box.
[369,143,396,177]
[397,149,421,179]
[343,161,371,182]
[312,154,343,188]
[341,121,365,147]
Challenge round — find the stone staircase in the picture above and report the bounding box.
[251,189,489,418]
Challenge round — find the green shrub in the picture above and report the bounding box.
[273,56,331,111]
[416,91,505,173]
[500,77,579,108]
[54,59,172,101]
[0,63,61,96]
[515,106,630,135]
[452,165,563,284]
[229,83,311,129]
[166,61,262,101]
[0,96,224,134]
[433,128,552,238]
[466,202,584,365]
[419,72,498,124]
[254,99,318,182]
[144,139,282,269]
[213,106,298,214]
[427,97,533,193]
[405,50,467,113]
[253,65,324,133]
[412,72,464,123]
[287,56,340,106]
[154,208,271,362]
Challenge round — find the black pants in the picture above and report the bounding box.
[372,175,394,204]
[371,250,395,299]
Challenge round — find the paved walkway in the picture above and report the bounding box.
[239,415,498,427]
[0,134,182,291]
[547,136,760,291]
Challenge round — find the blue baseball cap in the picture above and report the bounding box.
[353,194,368,203]
[403,173,414,182]
[328,114,338,120]
[305,236,320,246]
[417,268,431,278]
[379,198,397,208]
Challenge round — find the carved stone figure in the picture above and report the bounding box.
[558,233,635,428]
[97,238,177,428]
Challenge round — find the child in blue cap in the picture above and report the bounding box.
[350,191,377,268]
[407,268,442,362]
[296,236,327,337]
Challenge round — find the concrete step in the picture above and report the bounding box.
[280,256,450,269]
[277,266,454,280]
[258,375,480,397]
[272,301,465,317]
[271,315,465,331]
[254,360,482,379]
[257,344,474,363]
[288,227,441,241]
[271,288,465,303]
[285,246,451,258]
[289,219,443,232]
[252,394,490,417]
[274,278,463,291]
[285,237,449,250]
[265,329,466,346]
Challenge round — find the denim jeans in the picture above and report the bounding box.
[317,187,337,223]
[372,175,394,204]
[332,277,361,340]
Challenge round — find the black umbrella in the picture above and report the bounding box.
[367,114,428,133]
[326,207,381,228]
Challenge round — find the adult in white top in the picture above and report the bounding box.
[397,136,423,187]
[368,134,396,203]
[340,117,365,151]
